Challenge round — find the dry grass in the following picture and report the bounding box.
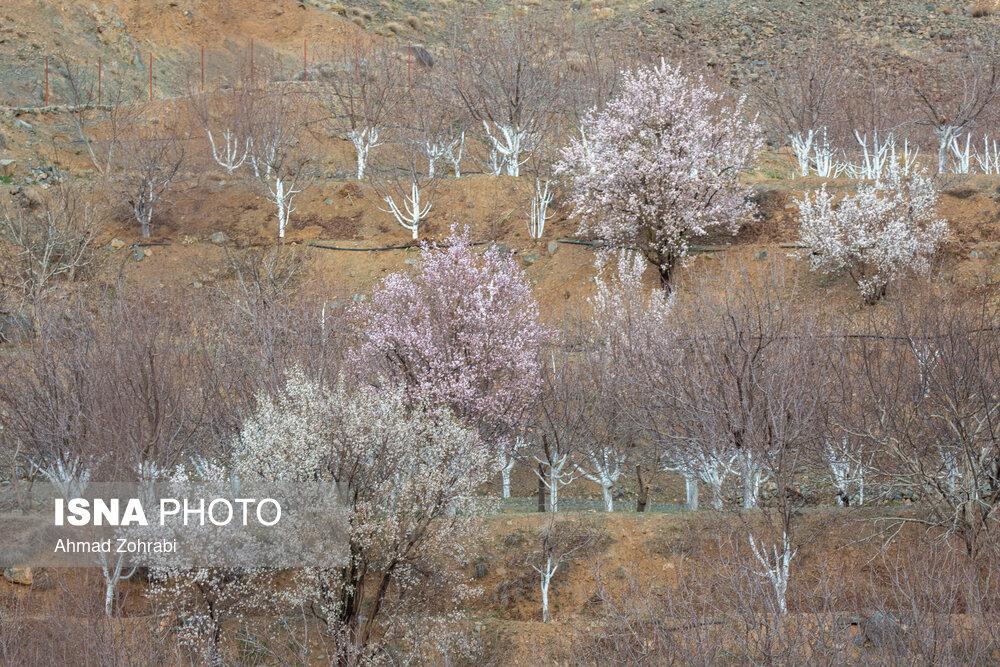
[406,15,422,30]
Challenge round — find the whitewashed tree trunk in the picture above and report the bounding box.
[483,121,534,177]
[577,448,625,512]
[380,180,432,240]
[206,128,249,174]
[446,132,465,178]
[790,130,815,177]
[348,127,381,179]
[37,456,91,499]
[684,473,699,511]
[268,175,301,239]
[738,452,766,509]
[99,551,137,616]
[975,135,1000,174]
[936,125,961,175]
[532,554,557,622]
[949,133,972,174]
[533,445,579,513]
[748,531,796,616]
[528,178,554,239]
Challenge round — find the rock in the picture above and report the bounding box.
[472,560,489,580]
[134,246,145,262]
[405,256,420,265]
[547,241,560,256]
[466,201,475,208]
[3,567,32,586]
[860,612,906,649]
[324,199,334,205]
[971,250,988,259]
[352,293,367,303]
[0,311,33,343]
[522,252,540,266]
[142,247,152,257]
[192,281,202,289]
[488,242,511,256]
[210,231,229,245]
[13,119,33,132]
[754,250,768,261]
[110,238,126,249]
[0,158,15,177]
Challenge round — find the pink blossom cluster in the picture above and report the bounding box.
[352,229,551,447]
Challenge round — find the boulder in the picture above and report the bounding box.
[110,238,126,249]
[0,158,15,177]
[547,241,560,256]
[210,231,229,245]
[3,567,32,586]
[522,252,540,266]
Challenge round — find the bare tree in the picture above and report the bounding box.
[444,13,563,177]
[911,38,1000,173]
[110,105,187,238]
[318,39,405,179]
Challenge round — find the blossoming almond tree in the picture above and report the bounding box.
[231,371,492,661]
[797,166,947,304]
[558,59,762,287]
[351,228,550,450]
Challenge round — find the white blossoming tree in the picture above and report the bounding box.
[558,59,762,287]
[797,166,947,304]
[231,370,493,662]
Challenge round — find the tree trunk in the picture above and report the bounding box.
[537,464,547,512]
[501,464,512,499]
[602,483,614,512]
[685,474,699,510]
[636,464,649,513]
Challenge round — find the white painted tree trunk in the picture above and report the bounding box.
[380,180,432,240]
[528,178,554,240]
[533,554,557,622]
[685,473,699,511]
[348,127,380,180]
[790,130,815,177]
[483,121,533,177]
[949,133,972,174]
[577,449,624,512]
[207,128,249,173]
[748,531,796,616]
[936,125,960,175]
[267,175,301,239]
[446,132,464,178]
[501,456,516,499]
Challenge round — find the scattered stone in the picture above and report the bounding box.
[192,281,202,289]
[488,242,511,256]
[466,201,475,208]
[405,256,420,265]
[13,119,33,132]
[522,252,540,266]
[860,612,907,649]
[352,293,367,303]
[0,158,15,177]
[325,199,334,205]
[971,250,988,259]
[3,567,32,586]
[134,246,146,262]
[142,247,152,257]
[110,238,126,249]
[547,241,560,256]
[210,231,229,245]
[754,250,768,261]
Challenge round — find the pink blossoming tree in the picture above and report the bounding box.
[351,229,551,450]
[558,59,763,286]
